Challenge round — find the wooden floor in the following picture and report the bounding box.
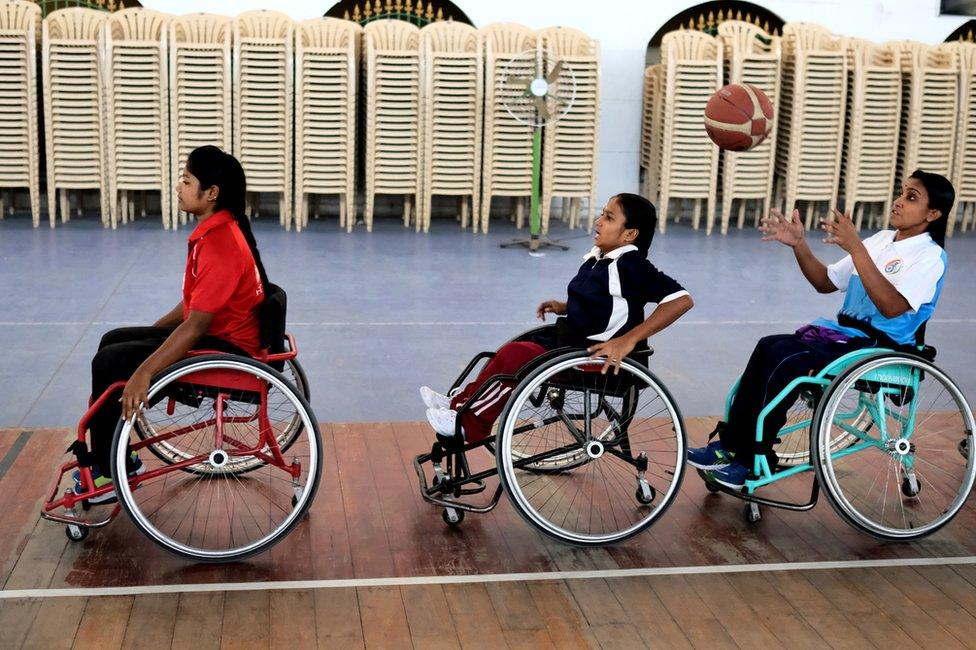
[3,420,976,648]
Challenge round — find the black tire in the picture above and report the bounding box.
[113,355,323,563]
[496,351,686,546]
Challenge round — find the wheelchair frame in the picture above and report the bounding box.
[41,334,317,559]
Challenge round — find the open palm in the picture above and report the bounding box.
[759,208,805,248]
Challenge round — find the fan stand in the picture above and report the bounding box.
[499,129,570,255]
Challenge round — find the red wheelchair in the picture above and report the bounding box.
[42,289,321,563]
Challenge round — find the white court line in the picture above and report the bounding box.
[3,318,976,327]
[2,555,975,600]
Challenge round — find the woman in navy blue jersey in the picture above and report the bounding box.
[421,193,695,443]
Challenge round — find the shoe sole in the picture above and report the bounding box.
[712,476,746,490]
[687,458,732,471]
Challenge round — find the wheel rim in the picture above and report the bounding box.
[816,356,976,539]
[499,356,684,544]
[136,358,308,475]
[116,359,320,560]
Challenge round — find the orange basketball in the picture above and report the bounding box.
[704,83,774,151]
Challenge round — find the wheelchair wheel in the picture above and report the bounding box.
[136,357,310,476]
[774,385,866,467]
[496,351,686,546]
[812,353,976,541]
[112,355,322,562]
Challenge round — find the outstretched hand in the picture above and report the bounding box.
[820,209,861,253]
[759,208,805,248]
[536,299,567,321]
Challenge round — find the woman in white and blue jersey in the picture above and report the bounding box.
[688,169,954,488]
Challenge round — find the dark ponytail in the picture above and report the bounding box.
[612,193,657,258]
[909,169,954,249]
[186,145,270,290]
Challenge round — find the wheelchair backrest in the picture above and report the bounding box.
[258,283,287,354]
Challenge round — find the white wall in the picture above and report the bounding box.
[144,0,970,210]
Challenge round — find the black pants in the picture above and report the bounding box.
[718,333,876,470]
[89,327,245,476]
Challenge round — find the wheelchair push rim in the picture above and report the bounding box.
[812,353,976,541]
[496,352,686,546]
[113,356,322,562]
[134,357,310,476]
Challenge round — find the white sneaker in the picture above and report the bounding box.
[426,407,461,441]
[420,386,451,410]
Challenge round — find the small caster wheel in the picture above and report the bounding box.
[81,500,92,511]
[958,437,969,460]
[65,524,88,542]
[292,495,299,507]
[442,507,464,527]
[743,503,761,524]
[901,475,921,498]
[635,484,656,505]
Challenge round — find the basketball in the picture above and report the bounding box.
[703,83,774,152]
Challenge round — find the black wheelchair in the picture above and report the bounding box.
[414,325,687,546]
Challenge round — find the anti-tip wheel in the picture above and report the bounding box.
[442,508,464,527]
[65,524,88,542]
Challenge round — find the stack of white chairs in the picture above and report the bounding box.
[294,17,360,232]
[43,7,105,228]
[480,22,538,233]
[233,10,293,229]
[362,19,421,231]
[774,23,847,229]
[0,0,39,226]
[888,41,958,229]
[639,64,663,205]
[716,20,780,234]
[418,21,482,232]
[948,41,976,235]
[104,8,170,228]
[840,38,901,230]
[168,13,231,229]
[657,30,722,233]
[539,26,600,232]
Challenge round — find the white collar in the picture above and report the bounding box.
[583,244,638,261]
[889,230,934,252]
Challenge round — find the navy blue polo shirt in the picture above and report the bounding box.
[559,244,688,343]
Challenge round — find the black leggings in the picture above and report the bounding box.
[718,333,876,470]
[89,327,246,475]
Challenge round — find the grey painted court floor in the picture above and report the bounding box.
[1,211,974,428]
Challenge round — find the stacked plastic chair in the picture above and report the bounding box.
[639,64,663,205]
[168,13,232,229]
[294,18,360,232]
[104,8,170,228]
[418,21,482,233]
[774,23,847,229]
[539,26,600,232]
[840,39,901,230]
[657,30,722,233]
[948,41,976,235]
[362,19,421,232]
[888,41,958,229]
[233,10,294,229]
[716,20,780,234]
[43,7,106,228]
[480,22,538,233]
[0,1,39,226]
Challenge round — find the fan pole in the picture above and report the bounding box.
[529,127,542,252]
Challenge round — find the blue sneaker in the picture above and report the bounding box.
[710,461,749,489]
[72,454,144,504]
[687,440,734,470]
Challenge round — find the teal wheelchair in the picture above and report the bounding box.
[699,343,976,541]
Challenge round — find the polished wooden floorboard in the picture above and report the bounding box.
[5,420,976,591]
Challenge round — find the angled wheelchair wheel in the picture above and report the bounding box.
[136,357,310,476]
[812,353,976,541]
[113,355,322,562]
[496,351,686,546]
